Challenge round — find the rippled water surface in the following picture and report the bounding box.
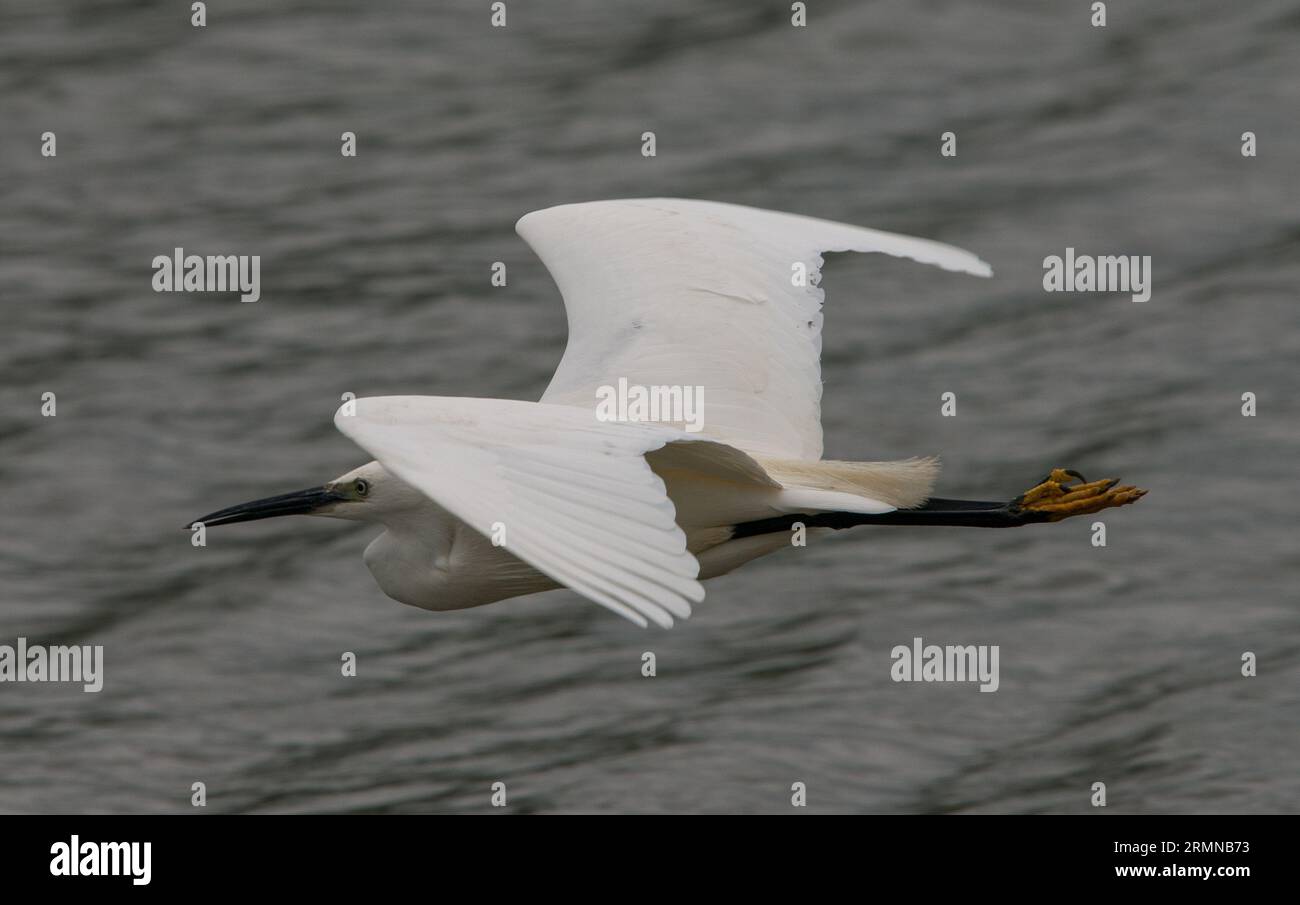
[1,0,1298,813]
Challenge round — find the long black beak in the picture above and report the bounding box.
[187,485,345,529]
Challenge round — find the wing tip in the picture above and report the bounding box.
[607,582,701,630]
[514,209,538,239]
[917,247,993,280]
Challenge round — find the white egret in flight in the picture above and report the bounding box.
[193,199,1145,628]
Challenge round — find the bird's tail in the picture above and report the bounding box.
[757,455,940,511]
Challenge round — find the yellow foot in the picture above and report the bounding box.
[1013,468,1147,522]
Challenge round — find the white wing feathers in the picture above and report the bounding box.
[337,395,748,628]
[518,198,992,461]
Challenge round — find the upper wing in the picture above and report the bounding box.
[518,198,992,461]
[335,395,769,628]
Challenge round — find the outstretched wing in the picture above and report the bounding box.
[335,395,770,628]
[518,198,992,461]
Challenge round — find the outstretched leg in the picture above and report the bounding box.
[731,468,1146,536]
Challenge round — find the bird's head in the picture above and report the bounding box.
[189,461,421,529]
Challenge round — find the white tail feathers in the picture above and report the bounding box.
[758,456,940,510]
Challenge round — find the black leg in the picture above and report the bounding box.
[730,497,1046,538]
[729,468,1147,539]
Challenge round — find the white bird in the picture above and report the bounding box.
[193,199,1145,628]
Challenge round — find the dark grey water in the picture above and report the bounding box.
[1,0,1297,814]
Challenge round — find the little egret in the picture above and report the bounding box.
[193,199,1145,628]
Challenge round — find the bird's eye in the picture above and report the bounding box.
[354,479,369,497]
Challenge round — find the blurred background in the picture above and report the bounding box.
[0,0,1297,813]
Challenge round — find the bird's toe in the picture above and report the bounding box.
[1013,467,1147,521]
